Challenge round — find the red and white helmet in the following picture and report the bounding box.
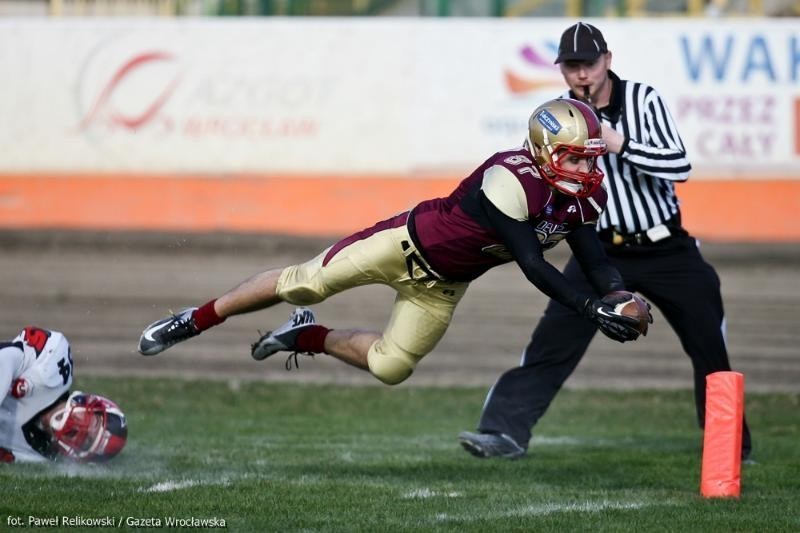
[527,98,607,197]
[46,391,127,462]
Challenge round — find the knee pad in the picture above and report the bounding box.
[367,340,417,386]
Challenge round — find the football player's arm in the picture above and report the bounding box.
[566,223,626,295]
[480,194,640,342]
[478,191,592,313]
[0,344,23,406]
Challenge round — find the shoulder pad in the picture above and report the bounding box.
[481,165,528,221]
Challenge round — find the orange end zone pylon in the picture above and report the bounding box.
[700,371,745,498]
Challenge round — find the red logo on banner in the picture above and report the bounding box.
[78,51,180,132]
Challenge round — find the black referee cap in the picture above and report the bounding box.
[555,22,608,64]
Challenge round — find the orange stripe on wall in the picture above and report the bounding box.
[0,174,798,241]
[0,174,457,237]
[676,180,800,242]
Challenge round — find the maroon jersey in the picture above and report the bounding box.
[410,147,608,282]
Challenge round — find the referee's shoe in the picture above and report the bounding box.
[458,431,525,459]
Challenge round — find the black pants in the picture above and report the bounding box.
[477,234,752,458]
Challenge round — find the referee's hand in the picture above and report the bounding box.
[601,124,625,154]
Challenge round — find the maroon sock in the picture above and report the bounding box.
[295,325,331,354]
[192,299,226,332]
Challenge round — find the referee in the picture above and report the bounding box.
[459,22,752,461]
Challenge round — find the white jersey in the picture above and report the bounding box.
[0,327,73,462]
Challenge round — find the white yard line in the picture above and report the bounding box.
[403,488,462,499]
[433,499,673,524]
[142,480,200,493]
[140,476,234,493]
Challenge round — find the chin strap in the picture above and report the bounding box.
[554,180,583,195]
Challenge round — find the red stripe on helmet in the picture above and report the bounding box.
[567,98,602,138]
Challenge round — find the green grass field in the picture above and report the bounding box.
[2,377,799,532]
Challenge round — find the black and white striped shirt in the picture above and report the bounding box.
[563,71,691,234]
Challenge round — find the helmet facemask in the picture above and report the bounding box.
[46,391,127,462]
[527,98,607,198]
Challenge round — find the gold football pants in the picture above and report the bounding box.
[276,223,468,385]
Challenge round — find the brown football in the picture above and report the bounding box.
[606,291,651,335]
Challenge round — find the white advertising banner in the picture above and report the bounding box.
[0,18,798,177]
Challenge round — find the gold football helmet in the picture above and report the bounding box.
[527,98,607,197]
